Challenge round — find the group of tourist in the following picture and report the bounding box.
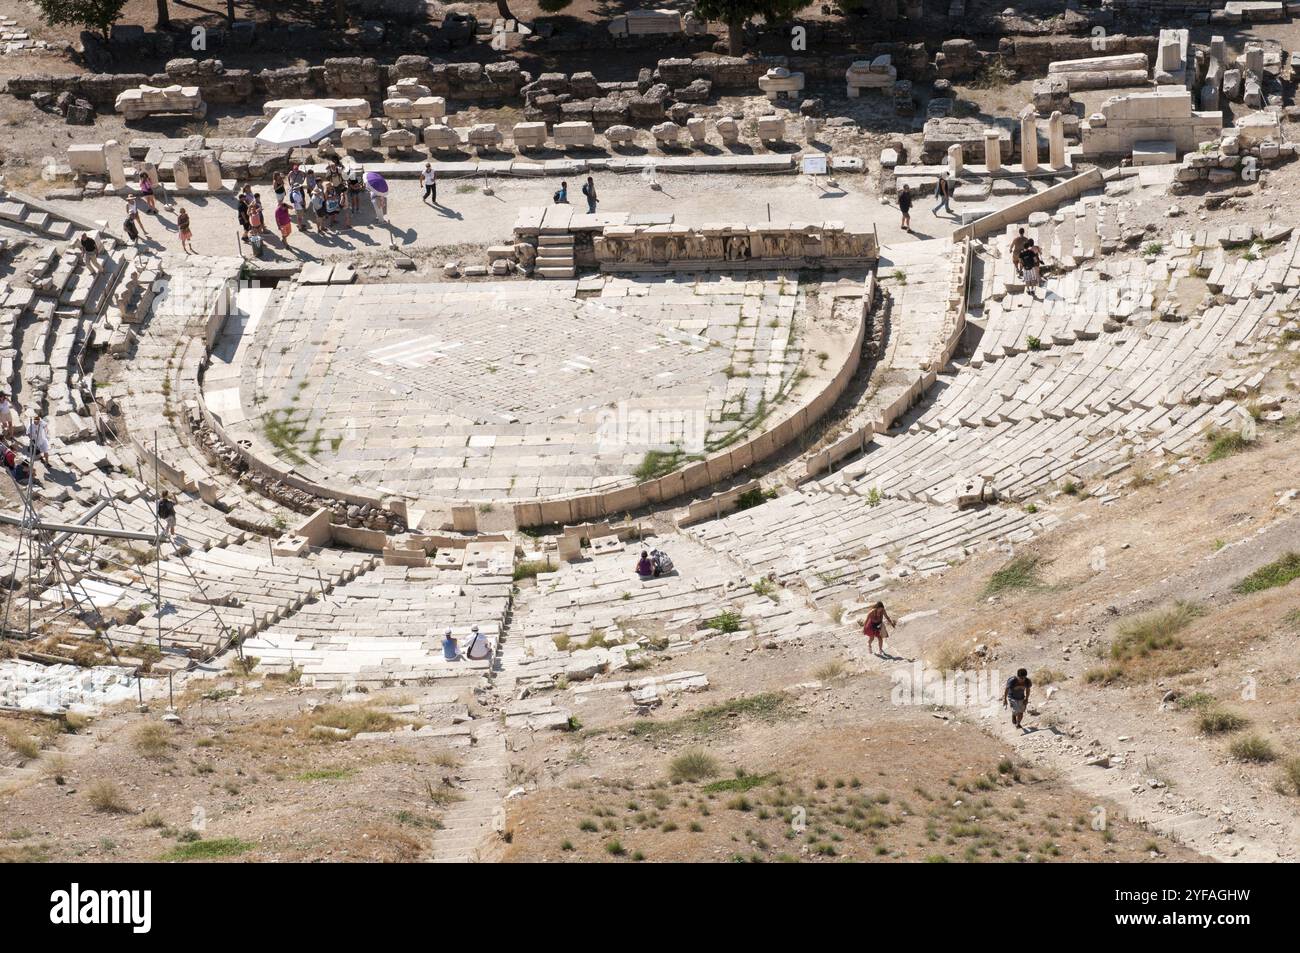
[0,390,51,481]
[236,161,389,257]
[119,170,188,252]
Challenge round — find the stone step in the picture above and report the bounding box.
[536,266,576,279]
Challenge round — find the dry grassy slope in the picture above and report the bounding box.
[0,679,485,862]
[502,424,1300,863]
[502,704,1206,863]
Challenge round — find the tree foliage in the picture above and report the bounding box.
[693,0,810,55]
[33,0,126,38]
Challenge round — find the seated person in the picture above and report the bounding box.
[464,625,493,662]
[635,551,655,576]
[441,629,459,661]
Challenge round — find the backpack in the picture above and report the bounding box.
[650,549,674,575]
[553,189,563,203]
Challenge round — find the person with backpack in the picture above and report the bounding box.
[650,549,674,577]
[932,172,952,217]
[464,625,493,664]
[125,195,148,238]
[1019,240,1043,297]
[1003,668,1033,730]
[290,185,309,233]
[122,212,141,247]
[157,491,177,536]
[898,183,913,232]
[581,176,598,214]
[862,601,895,655]
[553,181,568,204]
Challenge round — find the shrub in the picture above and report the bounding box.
[1229,735,1276,764]
[1198,708,1248,735]
[132,721,173,758]
[86,780,130,813]
[1280,757,1300,795]
[1204,427,1250,463]
[1,726,41,761]
[1174,692,1216,711]
[513,559,553,581]
[669,749,720,783]
[702,611,742,634]
[931,640,973,673]
[1110,601,1203,661]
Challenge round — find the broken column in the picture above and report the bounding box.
[1020,109,1039,172]
[983,129,1002,172]
[1048,53,1149,91]
[103,139,127,189]
[203,154,223,190]
[1243,44,1264,108]
[1048,111,1066,168]
[171,158,191,190]
[1202,35,1225,111]
[947,142,963,176]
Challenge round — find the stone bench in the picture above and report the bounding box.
[605,125,637,146]
[115,85,206,121]
[652,121,681,147]
[262,98,371,121]
[423,124,462,152]
[553,121,596,149]
[512,121,548,149]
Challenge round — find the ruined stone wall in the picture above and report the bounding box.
[5,56,526,109]
[999,34,1159,76]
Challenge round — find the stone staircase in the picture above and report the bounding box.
[0,195,76,242]
[428,719,511,862]
[536,232,576,279]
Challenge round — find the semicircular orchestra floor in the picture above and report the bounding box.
[206,274,819,505]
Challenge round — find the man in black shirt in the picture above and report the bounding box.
[1003,668,1033,730]
[898,184,912,232]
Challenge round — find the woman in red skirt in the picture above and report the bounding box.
[863,601,895,656]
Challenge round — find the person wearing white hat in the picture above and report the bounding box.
[464,625,493,663]
[442,629,459,662]
[27,413,50,468]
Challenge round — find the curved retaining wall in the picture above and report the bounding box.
[511,285,870,528]
[194,275,869,531]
